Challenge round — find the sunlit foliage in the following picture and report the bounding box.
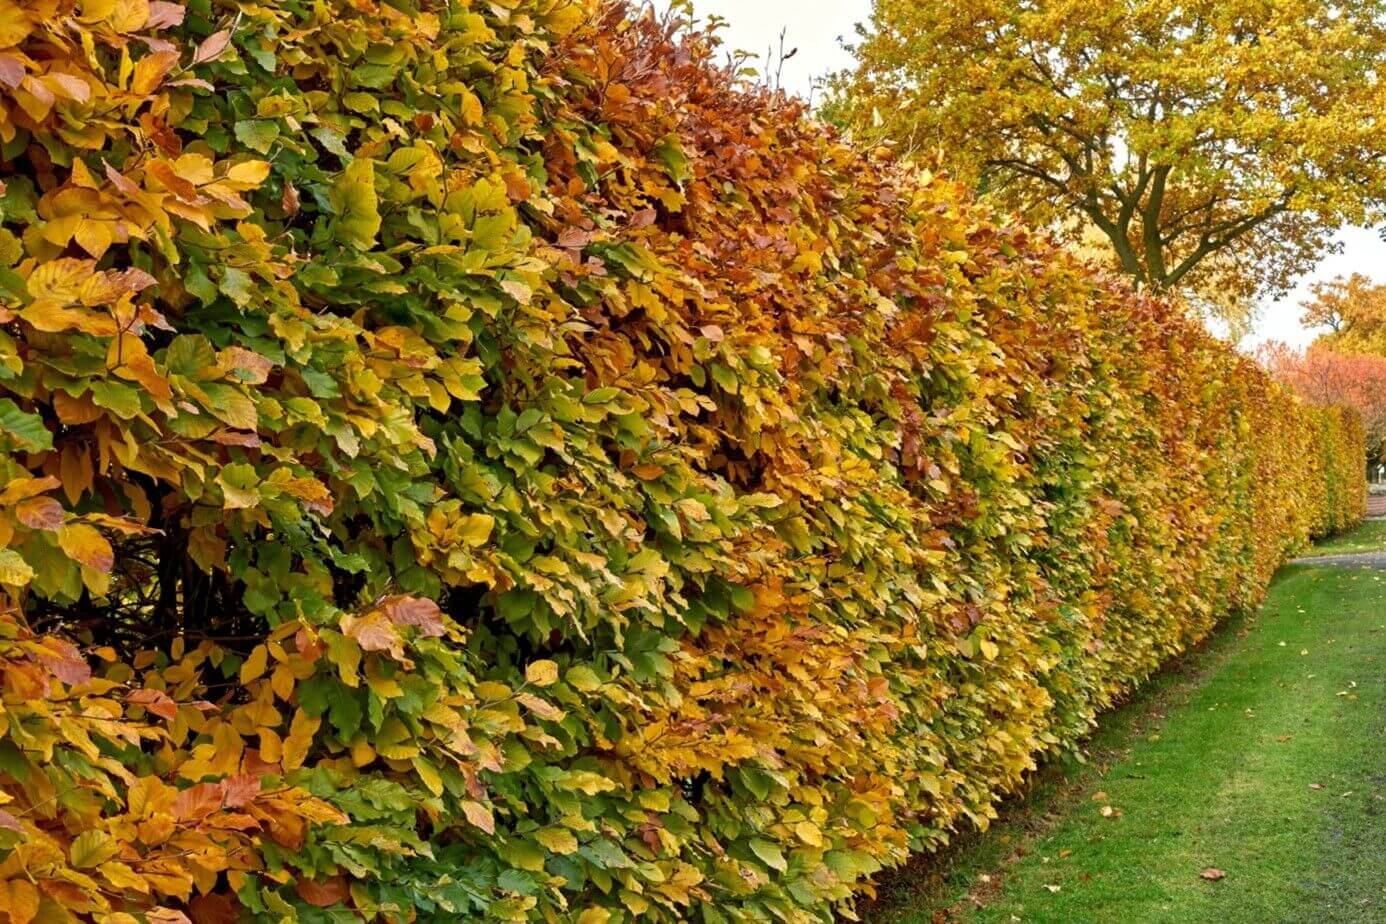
[0,2,1365,922]
[830,0,1386,327]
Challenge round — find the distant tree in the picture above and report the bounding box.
[831,0,1386,325]
[1260,342,1386,460]
[1299,273,1386,349]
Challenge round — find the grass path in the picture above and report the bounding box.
[867,525,1386,924]
[1298,517,1386,557]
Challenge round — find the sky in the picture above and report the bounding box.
[661,0,1386,352]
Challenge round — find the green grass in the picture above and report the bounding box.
[865,549,1386,924]
[1298,517,1386,557]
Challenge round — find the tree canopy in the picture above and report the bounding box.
[831,0,1386,321]
[1300,272,1386,348]
[1261,340,1386,459]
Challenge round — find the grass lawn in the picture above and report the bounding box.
[1297,518,1386,557]
[865,544,1386,923]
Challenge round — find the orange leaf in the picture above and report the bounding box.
[132,50,179,95]
[460,799,495,834]
[15,495,63,531]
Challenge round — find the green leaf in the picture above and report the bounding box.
[653,135,691,185]
[234,119,280,154]
[0,398,52,452]
[218,462,261,509]
[749,838,787,873]
[69,830,119,869]
[331,157,381,250]
[89,382,142,420]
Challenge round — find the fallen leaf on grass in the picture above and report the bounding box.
[1200,868,1226,881]
[1091,791,1108,803]
[1100,805,1121,818]
[1044,884,1061,893]
[1309,783,1324,790]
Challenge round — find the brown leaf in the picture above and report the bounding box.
[0,56,24,89]
[104,161,144,199]
[222,773,260,808]
[281,180,300,216]
[132,50,180,96]
[294,875,349,907]
[127,688,179,720]
[344,612,403,655]
[146,1,186,29]
[192,29,232,66]
[146,910,194,924]
[378,594,445,637]
[35,637,91,685]
[1200,868,1226,881]
[460,799,495,834]
[172,781,224,821]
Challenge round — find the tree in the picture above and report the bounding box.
[1299,272,1386,349]
[830,0,1386,320]
[1260,342,1386,460]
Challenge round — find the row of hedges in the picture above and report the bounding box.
[0,2,1364,922]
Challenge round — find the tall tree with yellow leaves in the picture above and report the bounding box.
[1297,272,1386,352]
[831,0,1386,322]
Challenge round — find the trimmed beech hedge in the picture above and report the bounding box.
[0,2,1364,922]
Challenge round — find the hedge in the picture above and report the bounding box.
[0,2,1365,922]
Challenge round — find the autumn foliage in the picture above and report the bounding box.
[0,2,1366,923]
[1260,342,1386,461]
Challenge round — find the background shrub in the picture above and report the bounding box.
[0,2,1364,921]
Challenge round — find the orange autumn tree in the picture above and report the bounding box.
[1260,342,1386,462]
[0,2,1366,922]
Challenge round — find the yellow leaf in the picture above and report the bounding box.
[460,89,483,126]
[107,0,149,33]
[271,663,296,701]
[0,549,35,586]
[70,829,119,868]
[525,659,559,687]
[226,160,271,187]
[535,826,578,854]
[58,522,113,572]
[240,644,269,683]
[281,708,320,771]
[411,756,444,796]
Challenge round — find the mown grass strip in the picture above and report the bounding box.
[867,550,1386,923]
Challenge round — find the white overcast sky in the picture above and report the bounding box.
[661,0,1386,351]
